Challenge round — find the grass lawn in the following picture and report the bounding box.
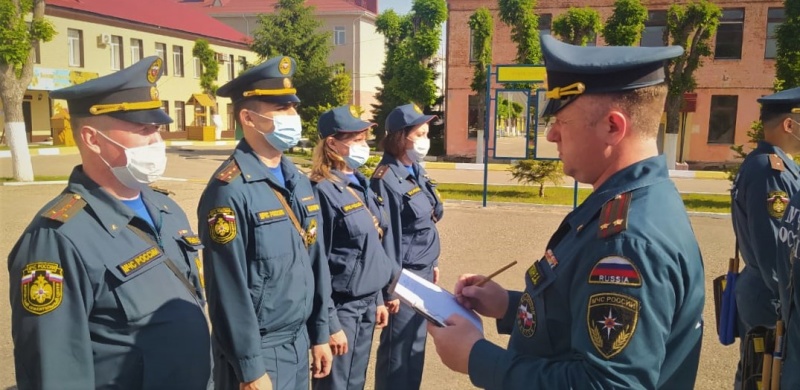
[0,175,69,182]
[437,183,731,213]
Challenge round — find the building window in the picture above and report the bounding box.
[130,39,143,63]
[175,101,186,131]
[156,43,167,75]
[539,14,552,36]
[173,45,184,77]
[469,29,478,63]
[228,54,235,81]
[227,103,234,131]
[766,8,784,59]
[238,56,247,73]
[641,10,667,47]
[161,101,170,131]
[707,95,738,144]
[468,95,482,139]
[110,35,123,70]
[334,26,346,46]
[68,29,83,67]
[32,40,40,64]
[715,9,744,59]
[193,57,202,79]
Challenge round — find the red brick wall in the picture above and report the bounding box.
[445,0,782,163]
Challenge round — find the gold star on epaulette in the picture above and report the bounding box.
[216,160,241,183]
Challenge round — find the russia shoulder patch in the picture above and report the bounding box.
[588,256,642,287]
[21,262,64,315]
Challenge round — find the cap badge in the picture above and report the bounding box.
[413,104,422,114]
[283,77,292,89]
[349,105,360,118]
[279,57,292,75]
[147,58,162,84]
[150,87,159,101]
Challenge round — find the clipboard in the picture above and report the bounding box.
[388,269,483,331]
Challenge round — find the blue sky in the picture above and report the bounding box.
[378,0,447,56]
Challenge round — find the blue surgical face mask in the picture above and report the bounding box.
[249,110,302,152]
[344,143,370,169]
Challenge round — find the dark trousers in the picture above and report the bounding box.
[213,329,309,390]
[375,266,433,390]
[313,295,378,390]
[733,270,779,390]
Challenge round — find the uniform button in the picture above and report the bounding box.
[164,205,169,210]
[73,194,82,199]
[246,174,252,179]
[111,224,118,231]
[577,224,583,232]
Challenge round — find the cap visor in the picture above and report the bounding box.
[409,114,437,128]
[338,119,376,133]
[254,94,301,105]
[541,96,581,118]
[108,109,173,125]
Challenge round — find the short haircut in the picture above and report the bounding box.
[590,84,668,138]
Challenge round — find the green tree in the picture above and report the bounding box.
[468,7,493,137]
[663,0,721,139]
[192,39,219,95]
[602,0,648,46]
[250,0,351,142]
[0,0,55,181]
[552,7,602,46]
[510,160,564,197]
[372,0,447,143]
[498,0,540,64]
[776,0,800,90]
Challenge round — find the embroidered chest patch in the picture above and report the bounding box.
[118,246,162,276]
[768,191,789,219]
[342,201,364,213]
[587,293,640,359]
[257,209,286,222]
[588,256,642,287]
[306,218,318,246]
[208,207,237,244]
[517,292,537,337]
[21,262,64,315]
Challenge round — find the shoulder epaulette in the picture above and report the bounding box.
[149,186,174,196]
[372,165,389,180]
[769,154,785,172]
[41,193,87,223]
[216,159,241,183]
[598,192,632,239]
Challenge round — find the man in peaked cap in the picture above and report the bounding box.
[428,35,705,389]
[198,55,333,390]
[763,87,800,390]
[8,56,211,389]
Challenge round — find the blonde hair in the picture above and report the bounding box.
[310,132,360,182]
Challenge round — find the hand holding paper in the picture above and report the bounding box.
[390,269,483,331]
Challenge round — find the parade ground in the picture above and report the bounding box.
[0,146,736,389]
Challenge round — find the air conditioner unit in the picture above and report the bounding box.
[215,52,227,62]
[97,33,111,46]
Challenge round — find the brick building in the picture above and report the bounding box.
[445,0,784,165]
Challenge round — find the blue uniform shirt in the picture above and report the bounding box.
[775,189,800,389]
[313,170,400,333]
[468,156,705,389]
[197,139,331,383]
[370,154,444,272]
[731,141,799,327]
[8,166,210,389]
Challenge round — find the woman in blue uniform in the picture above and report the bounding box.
[311,105,400,390]
[371,104,444,390]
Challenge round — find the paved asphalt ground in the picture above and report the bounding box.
[0,147,737,389]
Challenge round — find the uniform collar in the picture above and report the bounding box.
[233,139,300,187]
[756,140,800,178]
[381,153,419,182]
[566,155,670,229]
[66,166,172,238]
[331,170,367,193]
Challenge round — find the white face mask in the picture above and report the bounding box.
[249,110,303,152]
[344,143,370,169]
[96,130,167,190]
[406,137,430,162]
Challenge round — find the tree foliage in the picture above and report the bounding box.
[498,0,541,64]
[602,0,648,46]
[663,0,721,135]
[192,39,219,96]
[776,0,800,90]
[510,160,564,197]
[552,7,602,46]
[468,7,493,93]
[372,0,447,142]
[0,0,56,181]
[250,0,350,142]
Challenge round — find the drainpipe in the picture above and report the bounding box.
[352,14,360,105]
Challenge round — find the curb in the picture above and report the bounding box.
[424,161,729,180]
[0,140,239,159]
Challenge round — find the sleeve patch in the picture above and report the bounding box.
[207,207,237,244]
[305,218,318,246]
[587,293,639,359]
[588,256,642,287]
[768,191,789,218]
[21,262,64,315]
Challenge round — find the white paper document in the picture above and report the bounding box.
[390,269,484,331]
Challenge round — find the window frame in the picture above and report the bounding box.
[67,28,83,67]
[172,45,184,77]
[714,9,745,60]
[130,38,143,63]
[193,57,202,79]
[110,35,123,70]
[155,42,168,75]
[765,8,784,59]
[640,10,667,47]
[707,95,739,145]
[334,26,346,46]
[174,101,186,131]
[161,100,170,132]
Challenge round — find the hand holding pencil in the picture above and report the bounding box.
[454,261,518,319]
